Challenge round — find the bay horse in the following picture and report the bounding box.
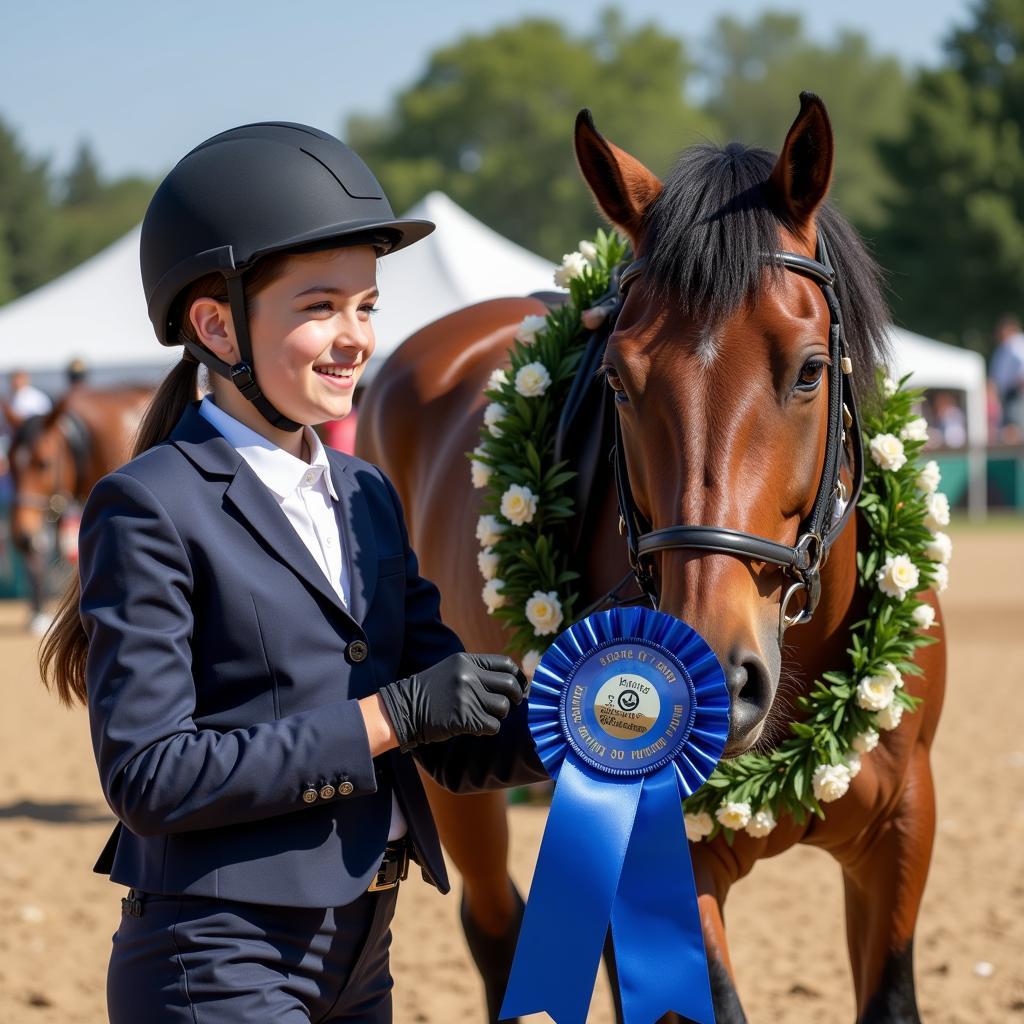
[358,94,944,1023]
[8,385,154,612]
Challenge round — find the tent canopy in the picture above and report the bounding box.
[0,197,987,442]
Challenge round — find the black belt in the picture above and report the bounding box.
[368,840,410,892]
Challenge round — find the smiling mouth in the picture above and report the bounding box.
[314,364,357,380]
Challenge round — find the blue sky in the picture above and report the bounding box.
[2,0,972,180]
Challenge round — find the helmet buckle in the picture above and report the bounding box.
[230,362,261,401]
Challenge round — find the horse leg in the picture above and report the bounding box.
[840,746,936,1023]
[417,772,523,1023]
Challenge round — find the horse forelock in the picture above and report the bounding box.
[639,141,891,401]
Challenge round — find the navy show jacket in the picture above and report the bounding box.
[79,401,546,908]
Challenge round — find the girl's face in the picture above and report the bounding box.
[195,245,378,448]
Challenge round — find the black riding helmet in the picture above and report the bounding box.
[141,121,434,431]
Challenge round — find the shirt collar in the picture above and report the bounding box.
[198,396,338,501]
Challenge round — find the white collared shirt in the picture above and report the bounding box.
[199,397,407,840]
[200,396,349,607]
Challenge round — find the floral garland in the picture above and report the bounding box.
[469,228,628,673]
[470,232,950,836]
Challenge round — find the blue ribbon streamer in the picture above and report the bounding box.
[500,608,727,1024]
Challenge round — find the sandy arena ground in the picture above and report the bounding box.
[0,522,1021,1023]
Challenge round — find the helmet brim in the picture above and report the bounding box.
[251,216,435,261]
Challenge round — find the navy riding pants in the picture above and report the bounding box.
[106,887,399,1023]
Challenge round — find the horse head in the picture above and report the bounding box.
[576,94,889,755]
[8,396,90,552]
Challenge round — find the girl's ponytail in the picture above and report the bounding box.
[39,356,199,706]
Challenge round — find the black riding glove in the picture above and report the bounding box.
[378,653,529,753]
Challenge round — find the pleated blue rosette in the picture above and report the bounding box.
[501,606,729,1024]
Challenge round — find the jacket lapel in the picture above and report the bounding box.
[170,403,359,624]
[329,453,378,624]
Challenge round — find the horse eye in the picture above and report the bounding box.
[603,366,626,398]
[796,360,826,390]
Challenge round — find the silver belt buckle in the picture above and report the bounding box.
[368,844,409,892]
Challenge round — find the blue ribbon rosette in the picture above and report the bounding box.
[500,606,729,1024]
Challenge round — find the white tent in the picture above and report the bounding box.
[0,192,556,385]
[887,325,988,518]
[0,204,990,510]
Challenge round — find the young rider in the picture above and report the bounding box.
[40,121,546,1023]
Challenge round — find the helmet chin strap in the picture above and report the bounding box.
[182,271,303,433]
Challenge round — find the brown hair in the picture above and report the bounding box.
[39,254,291,706]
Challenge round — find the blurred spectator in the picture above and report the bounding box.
[1,369,53,453]
[930,391,967,448]
[66,357,89,388]
[991,315,1024,440]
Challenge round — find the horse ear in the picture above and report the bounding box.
[768,92,834,233]
[574,109,662,244]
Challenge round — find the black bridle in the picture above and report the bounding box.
[591,230,864,644]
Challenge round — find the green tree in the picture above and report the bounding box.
[63,141,103,206]
[347,11,716,259]
[702,13,910,230]
[0,118,57,302]
[876,0,1024,350]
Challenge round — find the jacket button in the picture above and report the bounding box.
[302,786,319,804]
[348,640,369,663]
[319,781,336,800]
[338,781,355,796]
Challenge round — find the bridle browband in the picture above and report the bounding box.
[593,229,864,644]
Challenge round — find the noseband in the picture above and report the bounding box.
[605,230,864,644]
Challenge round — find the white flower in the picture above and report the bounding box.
[481,578,507,614]
[916,460,941,494]
[845,753,863,779]
[483,402,506,438]
[879,661,904,689]
[476,514,505,548]
[868,433,907,472]
[553,251,589,288]
[470,447,492,489]
[715,801,752,831]
[500,483,538,526]
[515,315,547,346]
[521,649,543,679]
[900,417,929,443]
[812,762,852,803]
[745,808,777,838]
[578,239,598,264]
[875,701,904,732]
[924,491,950,531]
[525,590,564,636]
[685,811,714,842]
[856,674,896,712]
[931,562,949,594]
[876,553,920,600]
[912,604,936,629]
[924,531,952,565]
[488,368,508,391]
[882,376,898,397]
[853,728,879,754]
[514,361,551,398]
[477,547,499,580]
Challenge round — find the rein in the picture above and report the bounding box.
[585,230,865,644]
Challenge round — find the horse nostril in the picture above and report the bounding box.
[725,651,773,745]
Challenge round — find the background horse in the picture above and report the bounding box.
[360,94,945,1024]
[7,385,154,624]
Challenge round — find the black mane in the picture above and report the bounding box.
[641,143,890,399]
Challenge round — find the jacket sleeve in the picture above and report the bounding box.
[80,470,378,838]
[378,471,549,793]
